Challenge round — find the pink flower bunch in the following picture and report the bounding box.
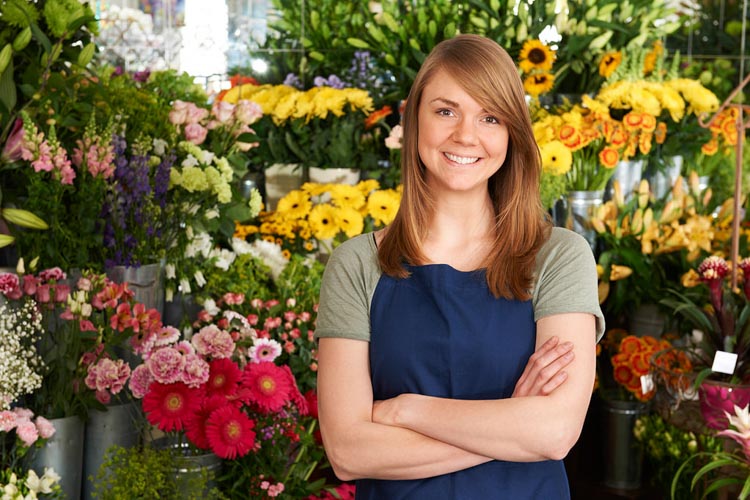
[19,112,75,185]
[71,117,115,179]
[0,408,55,447]
[168,98,261,151]
[0,267,70,305]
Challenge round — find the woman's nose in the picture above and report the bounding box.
[452,117,479,144]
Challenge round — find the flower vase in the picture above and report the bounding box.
[154,436,222,496]
[105,261,165,317]
[82,401,142,500]
[627,303,666,338]
[308,166,361,185]
[163,292,201,329]
[607,159,645,202]
[601,399,650,490]
[648,155,683,200]
[563,190,603,252]
[264,163,303,211]
[27,415,85,500]
[699,380,750,430]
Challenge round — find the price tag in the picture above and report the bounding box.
[711,351,738,375]
[640,374,654,394]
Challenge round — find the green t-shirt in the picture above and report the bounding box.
[316,227,605,342]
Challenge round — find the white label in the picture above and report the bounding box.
[640,374,654,394]
[711,351,738,375]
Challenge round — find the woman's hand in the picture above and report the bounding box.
[512,336,574,397]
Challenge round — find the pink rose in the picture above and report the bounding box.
[185,103,209,124]
[35,283,51,303]
[54,284,70,303]
[184,123,208,145]
[96,390,111,405]
[234,100,262,125]
[211,100,235,123]
[22,275,39,296]
[169,100,189,125]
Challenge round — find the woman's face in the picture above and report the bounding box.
[417,68,509,197]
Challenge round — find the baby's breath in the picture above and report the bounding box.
[0,300,44,410]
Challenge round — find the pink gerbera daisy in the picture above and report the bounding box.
[248,338,282,363]
[205,405,256,459]
[142,382,202,432]
[241,362,293,413]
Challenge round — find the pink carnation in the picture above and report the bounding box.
[153,326,181,347]
[129,364,154,399]
[39,267,66,282]
[182,353,211,388]
[34,416,55,439]
[192,325,235,359]
[147,347,186,384]
[174,340,195,356]
[15,419,39,446]
[86,358,131,394]
[0,410,17,432]
[0,273,19,295]
[12,408,33,420]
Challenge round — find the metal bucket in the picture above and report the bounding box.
[564,190,604,252]
[27,415,85,500]
[602,399,649,489]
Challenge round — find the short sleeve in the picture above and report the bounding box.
[533,227,606,342]
[315,233,382,342]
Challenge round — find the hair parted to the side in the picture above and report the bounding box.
[377,34,551,300]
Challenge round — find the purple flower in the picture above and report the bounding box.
[282,73,302,89]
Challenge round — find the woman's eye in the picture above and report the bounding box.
[437,108,453,117]
[484,116,500,124]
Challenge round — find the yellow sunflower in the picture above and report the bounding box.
[276,190,313,220]
[308,203,340,240]
[599,51,622,78]
[519,40,556,73]
[539,141,572,175]
[523,72,555,98]
[366,190,401,226]
[643,41,663,75]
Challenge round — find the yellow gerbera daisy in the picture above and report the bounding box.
[523,72,555,98]
[356,179,380,195]
[367,190,400,226]
[519,40,556,73]
[539,141,572,175]
[337,206,365,238]
[276,190,312,220]
[329,184,366,210]
[599,147,620,169]
[599,51,622,78]
[308,203,340,240]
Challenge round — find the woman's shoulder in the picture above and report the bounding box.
[537,227,593,262]
[330,232,378,261]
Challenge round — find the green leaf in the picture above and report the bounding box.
[0,59,17,114]
[346,37,370,49]
[28,19,51,54]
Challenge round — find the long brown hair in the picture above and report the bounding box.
[378,34,551,300]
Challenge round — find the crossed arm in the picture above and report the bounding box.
[316,312,597,482]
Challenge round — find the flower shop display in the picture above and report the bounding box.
[672,404,750,499]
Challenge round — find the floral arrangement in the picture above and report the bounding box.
[633,413,722,498]
[127,291,333,498]
[0,296,44,410]
[662,254,750,386]
[672,404,750,498]
[235,180,401,255]
[598,329,670,401]
[0,407,62,500]
[518,40,556,99]
[220,83,377,170]
[0,263,163,417]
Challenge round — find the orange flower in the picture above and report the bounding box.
[599,51,622,78]
[722,118,738,145]
[654,122,667,144]
[638,133,653,155]
[623,112,644,130]
[609,127,628,148]
[643,40,664,75]
[702,137,719,156]
[364,105,393,129]
[558,124,582,149]
[632,352,651,376]
[614,364,635,387]
[599,147,619,169]
[640,114,657,132]
[619,335,641,354]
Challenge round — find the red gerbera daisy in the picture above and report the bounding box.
[242,362,293,413]
[205,405,256,459]
[142,382,203,432]
[185,394,228,450]
[207,358,242,397]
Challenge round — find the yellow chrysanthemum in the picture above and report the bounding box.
[344,88,375,113]
[599,51,622,78]
[276,190,312,220]
[220,83,269,104]
[337,206,365,238]
[314,87,348,119]
[523,72,555,98]
[329,184,366,210]
[308,203,340,240]
[367,190,400,226]
[539,141,572,175]
[518,40,556,73]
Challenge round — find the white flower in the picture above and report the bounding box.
[201,150,215,165]
[165,286,174,303]
[181,154,199,168]
[205,208,219,219]
[194,270,206,288]
[164,263,176,280]
[152,138,168,156]
[203,298,220,316]
[211,248,236,271]
[39,468,60,493]
[725,405,750,437]
[179,278,191,294]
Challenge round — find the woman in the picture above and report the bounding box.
[316,34,604,499]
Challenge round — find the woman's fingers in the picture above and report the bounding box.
[513,337,575,397]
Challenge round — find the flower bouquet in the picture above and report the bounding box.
[128,293,333,498]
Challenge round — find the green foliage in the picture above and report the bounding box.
[275,254,326,313]
[198,253,275,305]
[633,413,723,499]
[92,444,224,500]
